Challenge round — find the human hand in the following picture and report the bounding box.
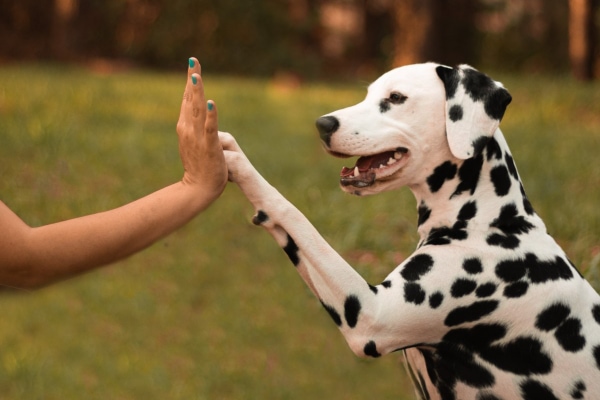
[176,57,227,203]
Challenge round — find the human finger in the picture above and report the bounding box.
[178,57,202,129]
[203,100,219,147]
[190,72,207,134]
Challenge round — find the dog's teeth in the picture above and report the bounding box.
[354,166,360,177]
[394,151,404,160]
[387,157,396,165]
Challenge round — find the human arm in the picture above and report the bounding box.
[0,57,227,289]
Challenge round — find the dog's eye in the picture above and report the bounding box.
[389,92,407,104]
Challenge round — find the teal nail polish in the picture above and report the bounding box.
[207,102,214,111]
[188,58,195,68]
[191,75,197,85]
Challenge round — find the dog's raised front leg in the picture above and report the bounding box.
[220,132,425,357]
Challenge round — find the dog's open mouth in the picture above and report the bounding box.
[339,148,408,188]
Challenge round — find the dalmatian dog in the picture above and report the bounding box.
[220,63,600,399]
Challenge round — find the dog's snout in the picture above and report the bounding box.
[315,115,339,147]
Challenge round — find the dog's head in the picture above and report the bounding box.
[316,63,512,195]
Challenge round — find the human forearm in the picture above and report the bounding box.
[5,181,215,289]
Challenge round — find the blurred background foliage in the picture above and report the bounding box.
[1,0,599,80]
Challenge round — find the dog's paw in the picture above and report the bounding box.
[219,131,242,153]
[252,210,269,225]
[219,131,254,183]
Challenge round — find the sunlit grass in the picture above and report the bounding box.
[0,64,598,399]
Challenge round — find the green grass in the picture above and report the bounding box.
[0,64,598,399]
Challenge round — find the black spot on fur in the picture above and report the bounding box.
[428,207,473,245]
[419,348,456,399]
[444,300,499,326]
[321,301,342,326]
[570,380,586,399]
[381,280,392,288]
[520,379,559,400]
[471,136,489,157]
[477,394,502,400]
[458,201,477,221]
[594,345,600,370]
[463,258,483,274]
[536,303,571,331]
[429,292,444,309]
[368,284,378,294]
[444,324,553,376]
[490,203,535,236]
[424,223,469,246]
[401,254,435,281]
[461,68,497,102]
[436,65,460,99]
[364,340,381,357]
[427,161,457,193]
[438,343,495,389]
[404,282,426,305]
[505,153,519,179]
[451,278,477,298]
[490,165,511,196]
[520,183,535,215]
[449,104,463,121]
[486,86,512,121]
[344,295,361,328]
[452,153,484,197]
[485,137,503,161]
[527,256,573,283]
[252,210,269,225]
[476,283,497,298]
[379,99,391,113]
[421,343,495,396]
[484,337,553,375]
[555,318,586,352]
[496,255,577,309]
[495,258,528,282]
[283,234,300,266]
[496,254,574,295]
[424,232,451,246]
[486,232,520,249]
[417,201,432,226]
[461,68,512,120]
[593,304,600,325]
[503,281,529,298]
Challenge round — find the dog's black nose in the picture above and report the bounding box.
[315,115,339,147]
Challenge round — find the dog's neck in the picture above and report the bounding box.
[409,130,546,248]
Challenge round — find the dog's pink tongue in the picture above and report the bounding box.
[340,152,394,177]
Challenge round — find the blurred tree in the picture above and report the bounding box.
[569,0,598,80]
[51,0,78,60]
[391,0,479,67]
[476,0,570,73]
[391,0,434,66]
[0,0,55,59]
[0,0,596,79]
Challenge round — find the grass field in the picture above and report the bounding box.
[0,63,598,399]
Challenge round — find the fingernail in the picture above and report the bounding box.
[192,75,197,85]
[207,102,214,111]
[188,58,195,68]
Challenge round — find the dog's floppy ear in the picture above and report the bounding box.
[436,64,512,159]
